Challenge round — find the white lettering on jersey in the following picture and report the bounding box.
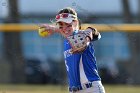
[64,49,72,58]
[65,60,69,71]
[64,49,72,72]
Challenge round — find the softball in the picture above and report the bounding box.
[38,28,49,37]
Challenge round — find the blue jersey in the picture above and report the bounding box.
[64,31,101,88]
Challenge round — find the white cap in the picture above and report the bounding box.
[56,18,74,23]
[56,14,77,23]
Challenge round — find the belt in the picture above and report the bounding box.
[69,82,93,92]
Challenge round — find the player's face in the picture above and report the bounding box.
[57,21,78,37]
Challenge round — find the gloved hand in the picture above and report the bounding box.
[67,30,93,54]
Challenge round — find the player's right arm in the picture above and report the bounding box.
[38,24,59,37]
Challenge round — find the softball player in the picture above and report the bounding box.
[39,7,105,93]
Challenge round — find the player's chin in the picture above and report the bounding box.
[63,33,71,37]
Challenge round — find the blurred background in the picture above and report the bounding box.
[0,0,140,93]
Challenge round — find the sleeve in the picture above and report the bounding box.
[86,27,101,41]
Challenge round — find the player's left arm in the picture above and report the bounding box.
[86,27,101,41]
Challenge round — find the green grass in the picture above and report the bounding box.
[105,85,140,93]
[0,84,140,93]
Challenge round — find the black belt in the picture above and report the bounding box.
[69,82,93,92]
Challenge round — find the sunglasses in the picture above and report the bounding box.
[55,13,77,20]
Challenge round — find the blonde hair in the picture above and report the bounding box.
[58,7,77,17]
